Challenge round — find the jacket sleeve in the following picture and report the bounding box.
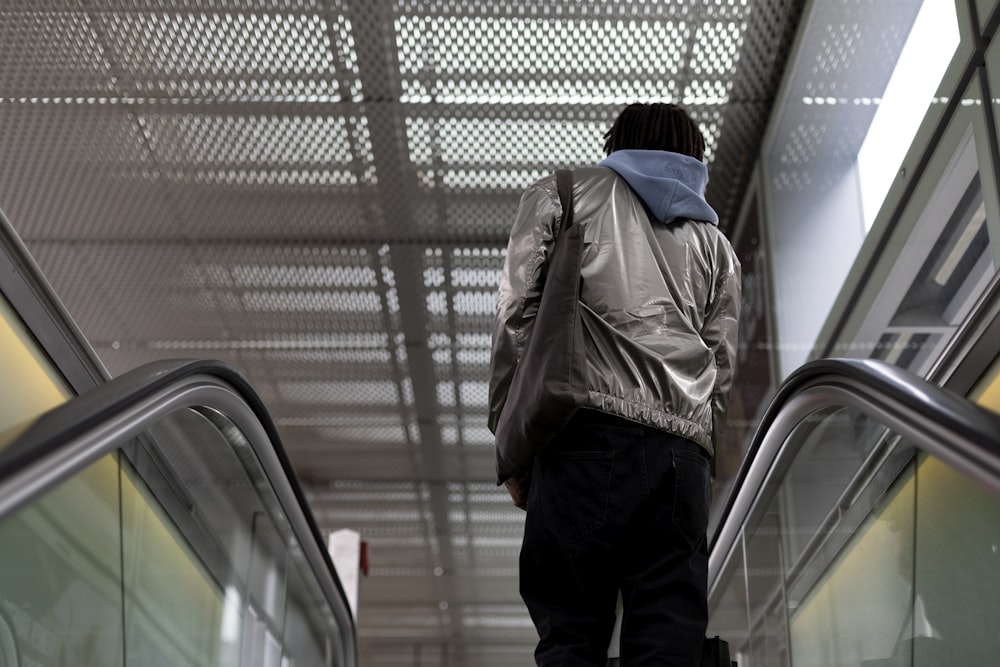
[488,179,561,433]
[702,242,742,455]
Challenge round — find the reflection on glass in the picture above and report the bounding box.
[121,456,231,666]
[137,407,346,666]
[709,405,915,666]
[285,541,342,667]
[745,512,788,667]
[891,176,991,329]
[777,408,890,569]
[0,294,70,447]
[1,401,348,666]
[970,353,1000,414]
[710,389,1000,667]
[0,456,124,667]
[789,462,916,667]
[707,539,750,666]
[912,456,1000,665]
[763,0,968,375]
[240,513,288,667]
[870,332,939,372]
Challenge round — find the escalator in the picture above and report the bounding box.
[1,354,998,666]
[0,360,357,667]
[707,358,1000,667]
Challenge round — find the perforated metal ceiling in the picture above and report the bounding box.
[0,1,802,664]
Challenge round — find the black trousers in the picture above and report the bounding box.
[520,409,710,667]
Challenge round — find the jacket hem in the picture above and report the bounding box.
[587,390,713,455]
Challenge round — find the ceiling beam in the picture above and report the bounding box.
[340,0,469,650]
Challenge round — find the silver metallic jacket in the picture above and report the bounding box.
[488,167,742,456]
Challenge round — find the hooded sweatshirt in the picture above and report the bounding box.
[598,149,718,225]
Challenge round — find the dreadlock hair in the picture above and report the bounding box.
[602,103,706,161]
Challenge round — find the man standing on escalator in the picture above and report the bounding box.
[489,103,742,666]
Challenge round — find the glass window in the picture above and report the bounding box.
[855,0,963,230]
[0,291,117,667]
[976,0,1000,30]
[120,455,231,666]
[983,14,1000,281]
[709,404,916,666]
[762,0,968,375]
[715,190,776,512]
[911,455,1000,666]
[788,463,917,667]
[848,76,998,375]
[970,352,1000,413]
[708,364,1000,667]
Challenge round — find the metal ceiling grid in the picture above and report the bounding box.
[0,107,181,240]
[0,0,807,664]
[394,13,687,105]
[0,7,113,96]
[30,243,239,344]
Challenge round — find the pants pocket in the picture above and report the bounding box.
[671,448,710,549]
[540,450,615,542]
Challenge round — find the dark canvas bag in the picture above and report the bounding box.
[494,169,588,484]
[701,636,736,667]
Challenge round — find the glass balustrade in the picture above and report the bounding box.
[708,404,1000,667]
[0,391,351,667]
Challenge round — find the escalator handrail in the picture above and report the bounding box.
[709,357,1000,595]
[0,358,358,667]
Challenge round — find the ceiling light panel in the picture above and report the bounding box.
[142,110,375,238]
[395,14,686,105]
[422,248,498,433]
[173,245,394,334]
[142,114,358,169]
[272,417,419,462]
[361,606,446,627]
[29,243,234,344]
[309,495,436,573]
[95,10,359,100]
[37,242,415,436]
[407,116,606,178]
[276,379,400,405]
[288,423,410,446]
[174,187,374,239]
[309,482,422,504]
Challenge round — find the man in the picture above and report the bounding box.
[488,103,741,666]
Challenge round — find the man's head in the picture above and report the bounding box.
[603,103,706,161]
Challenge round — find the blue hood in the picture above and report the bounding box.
[598,149,718,225]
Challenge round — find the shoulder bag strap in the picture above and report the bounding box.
[555,169,574,237]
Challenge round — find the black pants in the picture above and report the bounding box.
[520,410,710,667]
